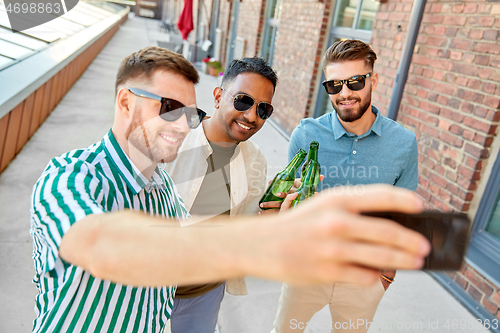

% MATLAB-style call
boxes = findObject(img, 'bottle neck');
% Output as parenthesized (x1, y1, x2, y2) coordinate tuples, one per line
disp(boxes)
(285, 150, 307, 175)
(302, 161, 318, 187)
(307, 143, 319, 162)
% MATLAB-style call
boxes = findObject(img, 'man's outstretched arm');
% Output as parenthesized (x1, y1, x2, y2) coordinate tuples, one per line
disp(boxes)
(59, 184, 431, 287)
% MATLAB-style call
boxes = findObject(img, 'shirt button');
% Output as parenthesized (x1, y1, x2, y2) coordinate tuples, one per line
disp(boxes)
(353, 150, 357, 154)
(355, 139, 358, 142)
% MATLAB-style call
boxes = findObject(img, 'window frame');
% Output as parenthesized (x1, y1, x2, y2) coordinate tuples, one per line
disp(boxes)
(466, 147, 500, 287)
(260, 0, 281, 66)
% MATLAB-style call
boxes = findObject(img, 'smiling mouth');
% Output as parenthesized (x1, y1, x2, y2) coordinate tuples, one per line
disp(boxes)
(160, 134, 180, 144)
(236, 121, 252, 130)
(339, 100, 357, 107)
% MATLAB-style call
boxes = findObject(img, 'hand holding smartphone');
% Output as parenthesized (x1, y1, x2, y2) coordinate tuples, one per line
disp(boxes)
(362, 211, 471, 271)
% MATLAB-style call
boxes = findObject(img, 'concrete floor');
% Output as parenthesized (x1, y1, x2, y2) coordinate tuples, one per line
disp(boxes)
(0, 14, 489, 333)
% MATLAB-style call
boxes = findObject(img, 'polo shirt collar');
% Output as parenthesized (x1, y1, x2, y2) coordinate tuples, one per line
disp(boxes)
(370, 105, 383, 136)
(103, 130, 164, 195)
(332, 105, 382, 140)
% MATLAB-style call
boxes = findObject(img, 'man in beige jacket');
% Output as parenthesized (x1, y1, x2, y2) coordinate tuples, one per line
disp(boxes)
(164, 57, 278, 332)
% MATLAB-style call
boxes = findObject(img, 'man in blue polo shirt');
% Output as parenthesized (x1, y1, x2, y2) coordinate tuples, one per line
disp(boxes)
(273, 39, 419, 333)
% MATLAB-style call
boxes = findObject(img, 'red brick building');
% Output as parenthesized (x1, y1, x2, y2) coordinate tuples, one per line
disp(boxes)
(165, 0, 500, 324)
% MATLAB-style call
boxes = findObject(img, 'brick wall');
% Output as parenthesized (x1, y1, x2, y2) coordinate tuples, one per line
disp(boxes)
(236, 0, 266, 58)
(271, 0, 332, 133)
(447, 268, 500, 320)
(372, 0, 500, 318)
(373, 0, 500, 213)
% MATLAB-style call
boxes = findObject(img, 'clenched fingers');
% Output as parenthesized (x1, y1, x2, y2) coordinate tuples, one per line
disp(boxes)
(320, 239, 425, 271)
(320, 211, 431, 257)
(280, 192, 298, 212)
(321, 184, 424, 215)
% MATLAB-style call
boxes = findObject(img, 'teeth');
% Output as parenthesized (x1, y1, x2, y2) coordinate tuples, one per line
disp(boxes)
(237, 122, 251, 130)
(160, 134, 178, 143)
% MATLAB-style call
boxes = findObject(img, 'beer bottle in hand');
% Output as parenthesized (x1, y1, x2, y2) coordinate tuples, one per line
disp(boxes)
(301, 141, 320, 192)
(259, 149, 307, 209)
(291, 160, 319, 208)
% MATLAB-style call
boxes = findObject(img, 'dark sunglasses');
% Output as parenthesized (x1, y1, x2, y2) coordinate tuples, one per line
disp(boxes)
(127, 88, 206, 129)
(322, 73, 372, 95)
(221, 88, 274, 120)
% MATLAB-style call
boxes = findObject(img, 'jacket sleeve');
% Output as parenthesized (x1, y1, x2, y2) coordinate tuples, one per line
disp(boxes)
(237, 143, 267, 215)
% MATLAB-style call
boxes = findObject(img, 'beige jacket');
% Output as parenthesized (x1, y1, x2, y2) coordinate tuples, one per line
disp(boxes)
(163, 124, 267, 295)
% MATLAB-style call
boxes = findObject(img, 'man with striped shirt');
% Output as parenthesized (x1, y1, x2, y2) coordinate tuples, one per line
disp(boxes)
(30, 46, 431, 333)
(30, 47, 198, 332)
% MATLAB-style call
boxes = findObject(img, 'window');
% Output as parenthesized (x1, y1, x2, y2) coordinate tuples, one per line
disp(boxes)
(0, 9, 65, 42)
(313, 0, 378, 118)
(467, 148, 500, 287)
(60, 9, 100, 26)
(485, 193, 500, 239)
(332, 0, 360, 28)
(0, 26, 47, 50)
(0, 53, 13, 67)
(0, 0, 125, 71)
(0, 38, 34, 58)
(357, 0, 378, 30)
(261, 0, 282, 66)
(332, 0, 379, 32)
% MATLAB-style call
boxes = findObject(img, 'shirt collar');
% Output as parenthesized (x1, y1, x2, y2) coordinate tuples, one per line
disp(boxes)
(331, 105, 382, 140)
(103, 130, 164, 195)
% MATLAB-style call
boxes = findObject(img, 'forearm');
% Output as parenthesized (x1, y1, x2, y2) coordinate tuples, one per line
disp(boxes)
(58, 185, 432, 288)
(59, 210, 251, 287)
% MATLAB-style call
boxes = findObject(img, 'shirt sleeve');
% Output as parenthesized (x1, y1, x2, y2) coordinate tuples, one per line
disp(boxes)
(30, 158, 105, 274)
(394, 136, 419, 191)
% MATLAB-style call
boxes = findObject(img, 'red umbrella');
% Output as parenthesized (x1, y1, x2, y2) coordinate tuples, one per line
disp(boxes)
(177, 0, 194, 40)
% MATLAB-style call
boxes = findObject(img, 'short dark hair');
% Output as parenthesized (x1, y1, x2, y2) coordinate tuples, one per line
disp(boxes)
(115, 46, 199, 96)
(322, 39, 377, 71)
(221, 57, 278, 90)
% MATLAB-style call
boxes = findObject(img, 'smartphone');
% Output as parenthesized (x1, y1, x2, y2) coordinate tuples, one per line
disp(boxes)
(362, 211, 471, 271)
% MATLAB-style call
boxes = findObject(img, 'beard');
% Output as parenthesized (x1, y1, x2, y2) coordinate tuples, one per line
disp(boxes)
(332, 94, 372, 123)
(125, 110, 183, 165)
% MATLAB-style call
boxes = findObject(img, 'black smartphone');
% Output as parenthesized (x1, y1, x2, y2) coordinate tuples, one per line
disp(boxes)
(362, 211, 471, 271)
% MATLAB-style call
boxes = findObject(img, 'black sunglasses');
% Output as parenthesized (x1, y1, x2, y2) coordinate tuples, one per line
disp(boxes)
(322, 73, 372, 95)
(221, 88, 274, 120)
(127, 88, 206, 129)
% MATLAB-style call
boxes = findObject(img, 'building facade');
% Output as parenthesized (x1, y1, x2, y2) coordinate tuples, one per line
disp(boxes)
(164, 0, 500, 325)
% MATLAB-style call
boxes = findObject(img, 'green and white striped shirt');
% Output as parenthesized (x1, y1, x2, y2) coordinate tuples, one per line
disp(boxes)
(30, 130, 188, 333)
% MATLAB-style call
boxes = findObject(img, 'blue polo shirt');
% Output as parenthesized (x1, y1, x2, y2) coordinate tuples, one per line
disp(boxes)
(288, 106, 418, 192)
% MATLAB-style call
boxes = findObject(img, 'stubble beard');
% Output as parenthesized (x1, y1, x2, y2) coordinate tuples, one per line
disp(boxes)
(126, 111, 180, 165)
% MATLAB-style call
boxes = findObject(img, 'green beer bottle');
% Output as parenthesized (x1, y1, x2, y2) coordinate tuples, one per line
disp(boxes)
(301, 141, 320, 192)
(291, 160, 319, 208)
(259, 149, 307, 210)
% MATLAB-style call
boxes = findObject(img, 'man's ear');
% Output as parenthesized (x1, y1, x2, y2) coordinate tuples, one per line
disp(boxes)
(213, 87, 223, 109)
(370, 72, 378, 92)
(116, 87, 132, 119)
